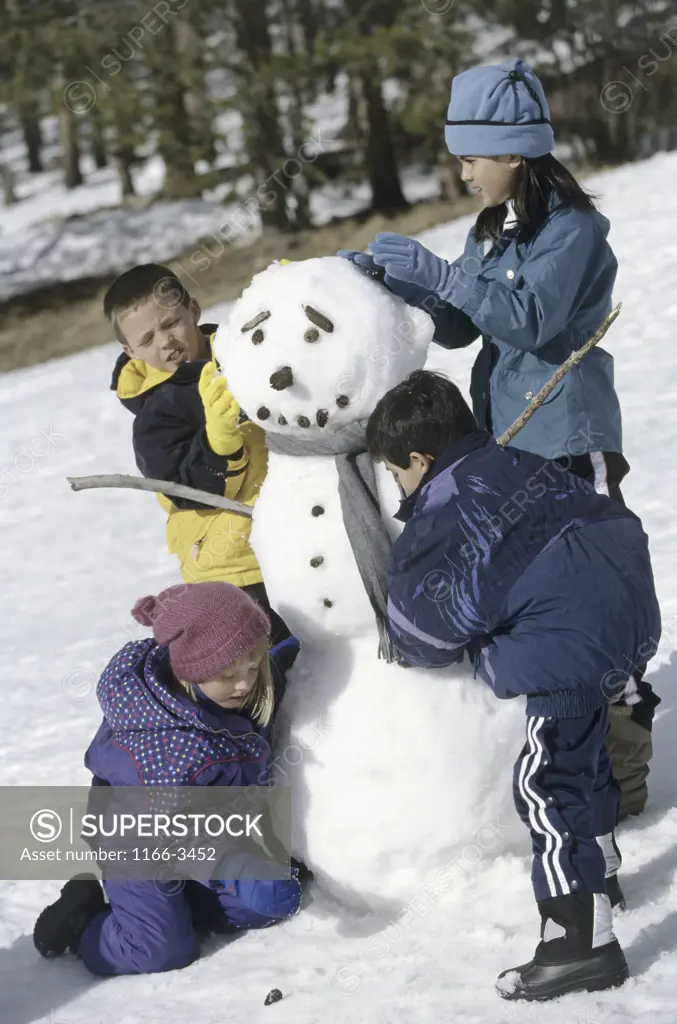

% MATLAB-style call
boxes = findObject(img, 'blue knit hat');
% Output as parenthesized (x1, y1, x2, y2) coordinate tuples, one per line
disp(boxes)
(445, 58, 554, 159)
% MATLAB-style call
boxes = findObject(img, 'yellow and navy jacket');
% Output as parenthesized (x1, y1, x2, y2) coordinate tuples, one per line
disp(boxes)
(111, 325, 267, 587)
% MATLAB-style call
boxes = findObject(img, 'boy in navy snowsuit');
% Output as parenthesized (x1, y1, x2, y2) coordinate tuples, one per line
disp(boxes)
(366, 370, 661, 1003)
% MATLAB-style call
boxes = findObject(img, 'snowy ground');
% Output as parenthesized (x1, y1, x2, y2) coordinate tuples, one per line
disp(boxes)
(1, 152, 677, 1023)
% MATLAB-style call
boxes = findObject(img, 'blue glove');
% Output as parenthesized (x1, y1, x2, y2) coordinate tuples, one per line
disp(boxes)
(269, 634, 301, 674)
(337, 248, 379, 272)
(214, 855, 302, 922)
(368, 232, 455, 297)
(338, 246, 437, 308)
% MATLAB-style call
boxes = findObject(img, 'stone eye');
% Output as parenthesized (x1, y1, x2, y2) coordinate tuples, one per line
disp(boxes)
(257, 406, 270, 420)
(304, 328, 319, 343)
(252, 329, 264, 345)
(336, 394, 350, 408)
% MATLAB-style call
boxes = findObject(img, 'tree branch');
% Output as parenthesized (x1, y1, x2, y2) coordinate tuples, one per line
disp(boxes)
(66, 474, 253, 517)
(496, 303, 621, 447)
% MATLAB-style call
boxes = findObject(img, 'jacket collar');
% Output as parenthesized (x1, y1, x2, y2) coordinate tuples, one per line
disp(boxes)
(394, 429, 493, 523)
(111, 323, 218, 409)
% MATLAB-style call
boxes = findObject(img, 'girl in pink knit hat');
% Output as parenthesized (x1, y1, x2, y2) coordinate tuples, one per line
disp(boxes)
(33, 581, 308, 976)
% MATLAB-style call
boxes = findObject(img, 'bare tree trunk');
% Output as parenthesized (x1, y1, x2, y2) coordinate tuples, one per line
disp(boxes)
(438, 150, 466, 201)
(297, 0, 318, 51)
(173, 18, 218, 166)
(359, 74, 408, 213)
(19, 109, 44, 173)
(280, 0, 315, 230)
(1, 164, 17, 205)
(232, 0, 294, 232)
(54, 64, 84, 189)
(89, 112, 108, 169)
(59, 106, 83, 189)
(114, 152, 136, 197)
(151, 23, 202, 199)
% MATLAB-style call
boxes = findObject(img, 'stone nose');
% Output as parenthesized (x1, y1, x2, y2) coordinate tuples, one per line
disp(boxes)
(270, 366, 294, 391)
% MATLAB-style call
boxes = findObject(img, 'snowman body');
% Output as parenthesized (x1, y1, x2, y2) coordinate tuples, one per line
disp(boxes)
(214, 258, 527, 906)
(249, 452, 403, 639)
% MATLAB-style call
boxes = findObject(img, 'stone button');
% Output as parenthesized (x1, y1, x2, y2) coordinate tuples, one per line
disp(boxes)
(310, 556, 324, 567)
(323, 598, 333, 608)
(311, 505, 324, 517)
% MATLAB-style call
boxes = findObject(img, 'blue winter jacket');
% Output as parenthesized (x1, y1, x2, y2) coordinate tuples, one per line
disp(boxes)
(427, 203, 622, 458)
(387, 431, 660, 718)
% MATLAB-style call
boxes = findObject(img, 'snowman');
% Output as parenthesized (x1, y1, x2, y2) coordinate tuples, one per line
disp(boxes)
(213, 257, 527, 908)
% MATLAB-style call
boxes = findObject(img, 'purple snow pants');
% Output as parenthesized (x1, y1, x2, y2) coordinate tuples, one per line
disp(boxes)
(78, 875, 302, 976)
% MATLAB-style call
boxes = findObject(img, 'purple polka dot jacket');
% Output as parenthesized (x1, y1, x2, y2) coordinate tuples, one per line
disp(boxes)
(84, 636, 298, 787)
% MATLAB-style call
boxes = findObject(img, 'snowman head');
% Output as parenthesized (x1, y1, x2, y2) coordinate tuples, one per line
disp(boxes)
(212, 257, 434, 437)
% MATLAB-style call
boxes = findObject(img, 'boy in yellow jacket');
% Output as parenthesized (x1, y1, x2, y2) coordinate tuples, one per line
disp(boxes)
(105, 263, 288, 642)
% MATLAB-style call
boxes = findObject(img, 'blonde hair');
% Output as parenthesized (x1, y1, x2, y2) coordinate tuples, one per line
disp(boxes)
(177, 641, 275, 728)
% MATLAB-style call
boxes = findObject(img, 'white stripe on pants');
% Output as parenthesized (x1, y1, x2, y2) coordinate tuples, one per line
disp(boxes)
(589, 451, 610, 497)
(517, 717, 572, 898)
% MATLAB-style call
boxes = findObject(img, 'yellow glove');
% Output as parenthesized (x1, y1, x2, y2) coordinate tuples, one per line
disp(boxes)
(198, 361, 243, 457)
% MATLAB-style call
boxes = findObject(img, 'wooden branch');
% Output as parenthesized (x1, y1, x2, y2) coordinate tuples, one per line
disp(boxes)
(67, 474, 253, 518)
(496, 303, 622, 447)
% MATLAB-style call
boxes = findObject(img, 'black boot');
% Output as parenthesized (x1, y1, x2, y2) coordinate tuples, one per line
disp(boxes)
(496, 892, 629, 1001)
(33, 873, 107, 958)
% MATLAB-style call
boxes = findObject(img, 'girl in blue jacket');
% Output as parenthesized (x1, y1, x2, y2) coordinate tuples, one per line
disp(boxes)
(339, 57, 658, 820)
(33, 582, 306, 976)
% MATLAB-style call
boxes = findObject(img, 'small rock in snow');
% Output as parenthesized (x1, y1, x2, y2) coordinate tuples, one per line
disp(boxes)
(264, 988, 283, 1006)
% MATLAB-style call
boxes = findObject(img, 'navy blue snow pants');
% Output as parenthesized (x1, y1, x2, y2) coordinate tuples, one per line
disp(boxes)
(513, 706, 620, 902)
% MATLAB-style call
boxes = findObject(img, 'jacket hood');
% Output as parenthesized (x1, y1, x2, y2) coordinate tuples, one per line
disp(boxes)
(97, 638, 257, 740)
(112, 324, 218, 414)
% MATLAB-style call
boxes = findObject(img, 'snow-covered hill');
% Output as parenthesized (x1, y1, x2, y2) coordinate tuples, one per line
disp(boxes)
(1, 152, 677, 1024)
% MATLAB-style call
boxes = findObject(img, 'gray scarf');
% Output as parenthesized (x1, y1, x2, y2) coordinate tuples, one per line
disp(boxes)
(266, 422, 396, 663)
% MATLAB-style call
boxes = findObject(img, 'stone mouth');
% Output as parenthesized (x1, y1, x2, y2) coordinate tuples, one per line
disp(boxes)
(256, 405, 332, 429)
